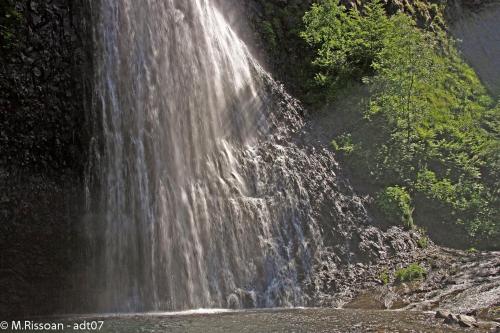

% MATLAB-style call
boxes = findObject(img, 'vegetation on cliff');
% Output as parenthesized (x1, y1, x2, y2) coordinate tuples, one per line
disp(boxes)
(249, 0, 318, 100)
(0, 1, 22, 54)
(395, 263, 427, 283)
(301, 0, 499, 249)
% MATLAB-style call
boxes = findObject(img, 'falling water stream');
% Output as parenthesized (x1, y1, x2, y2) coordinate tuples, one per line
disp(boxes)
(84, 0, 322, 312)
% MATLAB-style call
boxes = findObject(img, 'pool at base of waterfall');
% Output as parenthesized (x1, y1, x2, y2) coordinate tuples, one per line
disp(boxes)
(45, 308, 479, 332)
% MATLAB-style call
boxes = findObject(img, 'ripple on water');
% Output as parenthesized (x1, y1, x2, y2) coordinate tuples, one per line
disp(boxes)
(54, 308, 477, 333)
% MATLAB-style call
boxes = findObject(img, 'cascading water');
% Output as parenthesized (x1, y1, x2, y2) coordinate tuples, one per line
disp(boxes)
(84, 0, 324, 312)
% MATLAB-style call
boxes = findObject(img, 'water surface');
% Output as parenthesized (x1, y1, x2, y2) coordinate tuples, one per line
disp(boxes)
(54, 308, 474, 332)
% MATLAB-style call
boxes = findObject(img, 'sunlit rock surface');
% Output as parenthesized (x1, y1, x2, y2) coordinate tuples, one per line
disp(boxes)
(448, 0, 500, 95)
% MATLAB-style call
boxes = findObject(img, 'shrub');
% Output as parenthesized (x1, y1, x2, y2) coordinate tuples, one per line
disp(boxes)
(395, 263, 426, 282)
(260, 21, 277, 52)
(331, 134, 355, 155)
(417, 236, 429, 249)
(379, 270, 389, 285)
(466, 247, 479, 254)
(376, 186, 414, 229)
(416, 227, 429, 248)
(301, 0, 391, 92)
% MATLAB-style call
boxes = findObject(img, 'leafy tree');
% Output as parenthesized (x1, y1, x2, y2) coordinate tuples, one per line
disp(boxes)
(301, 0, 350, 88)
(302, 0, 500, 248)
(376, 186, 414, 229)
(301, 0, 391, 93)
(368, 14, 435, 150)
(348, 0, 392, 77)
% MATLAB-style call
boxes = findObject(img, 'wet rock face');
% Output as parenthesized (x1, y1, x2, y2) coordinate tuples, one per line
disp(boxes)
(0, 0, 87, 318)
(308, 227, 424, 307)
(258, 80, 427, 308)
(404, 250, 500, 314)
(0, 172, 82, 318)
(0, 0, 87, 171)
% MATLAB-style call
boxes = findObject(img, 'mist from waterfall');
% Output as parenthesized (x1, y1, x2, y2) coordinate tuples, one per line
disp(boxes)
(84, 0, 322, 312)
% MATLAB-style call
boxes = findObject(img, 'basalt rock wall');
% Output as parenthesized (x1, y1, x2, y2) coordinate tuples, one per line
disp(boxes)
(0, 0, 89, 318)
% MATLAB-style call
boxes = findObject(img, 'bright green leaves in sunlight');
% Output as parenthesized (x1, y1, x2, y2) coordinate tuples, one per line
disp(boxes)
(376, 186, 414, 229)
(301, 0, 391, 89)
(368, 14, 435, 150)
(302, 0, 500, 248)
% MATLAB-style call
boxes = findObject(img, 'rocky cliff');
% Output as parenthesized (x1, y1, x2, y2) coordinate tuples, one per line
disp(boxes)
(0, 0, 88, 317)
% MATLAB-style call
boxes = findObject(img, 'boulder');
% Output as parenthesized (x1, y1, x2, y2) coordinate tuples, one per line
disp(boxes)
(444, 313, 460, 325)
(435, 310, 451, 319)
(444, 313, 478, 328)
(457, 314, 477, 328)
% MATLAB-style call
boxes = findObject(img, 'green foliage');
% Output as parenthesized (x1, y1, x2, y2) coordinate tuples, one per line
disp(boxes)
(369, 31, 499, 244)
(0, 1, 22, 54)
(379, 270, 389, 285)
(417, 236, 429, 249)
(416, 227, 429, 248)
(376, 186, 414, 229)
(395, 263, 427, 283)
(331, 134, 355, 155)
(253, 0, 319, 102)
(368, 15, 435, 148)
(260, 21, 278, 52)
(302, 0, 391, 95)
(302, 0, 500, 248)
(466, 247, 479, 254)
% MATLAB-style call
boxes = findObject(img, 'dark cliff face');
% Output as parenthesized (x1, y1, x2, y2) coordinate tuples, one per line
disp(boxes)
(0, 0, 88, 317)
(0, 0, 88, 172)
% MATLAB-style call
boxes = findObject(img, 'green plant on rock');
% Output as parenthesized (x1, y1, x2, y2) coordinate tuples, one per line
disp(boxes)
(331, 133, 355, 155)
(416, 227, 429, 248)
(376, 186, 414, 229)
(379, 270, 389, 285)
(417, 236, 429, 249)
(395, 263, 426, 283)
(260, 20, 278, 53)
(368, 14, 435, 150)
(466, 247, 479, 254)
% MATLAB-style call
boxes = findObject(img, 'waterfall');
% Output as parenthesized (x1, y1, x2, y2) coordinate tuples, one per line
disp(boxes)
(84, 0, 322, 312)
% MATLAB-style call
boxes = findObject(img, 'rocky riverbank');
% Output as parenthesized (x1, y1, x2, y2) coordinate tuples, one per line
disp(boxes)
(342, 247, 500, 331)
